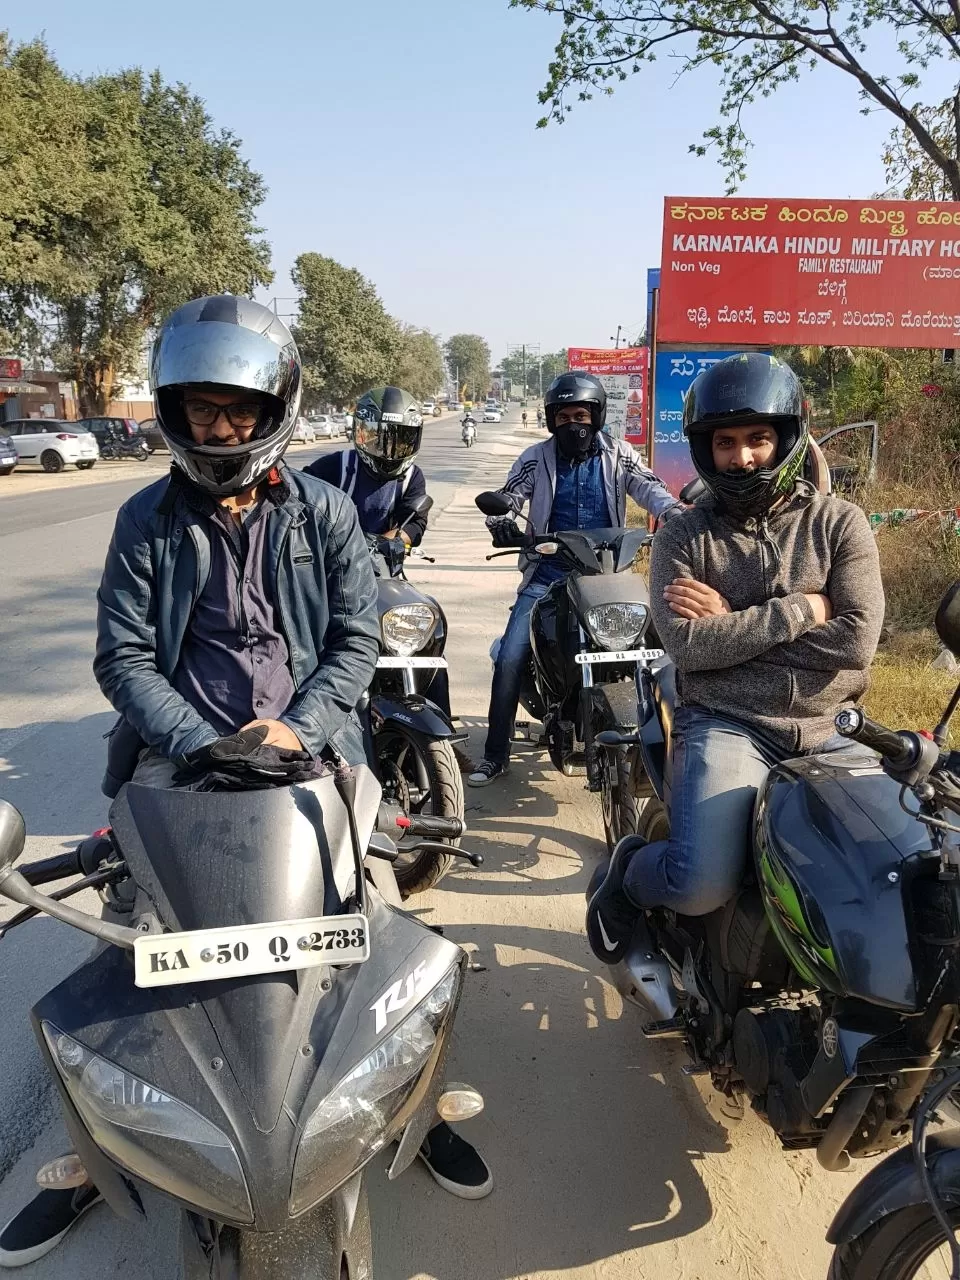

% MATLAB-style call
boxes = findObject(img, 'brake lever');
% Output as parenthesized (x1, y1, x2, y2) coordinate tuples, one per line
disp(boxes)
(486, 549, 522, 561)
(406, 839, 483, 868)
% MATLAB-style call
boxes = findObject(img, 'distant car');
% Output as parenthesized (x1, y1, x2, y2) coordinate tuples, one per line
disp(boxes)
(330, 413, 349, 436)
(292, 417, 317, 444)
(0, 429, 17, 475)
(310, 415, 340, 440)
(137, 417, 168, 453)
(1, 419, 99, 472)
(483, 407, 502, 423)
(449, 401, 463, 413)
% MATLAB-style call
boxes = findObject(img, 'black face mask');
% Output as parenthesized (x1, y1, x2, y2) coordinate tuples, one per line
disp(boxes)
(555, 422, 594, 462)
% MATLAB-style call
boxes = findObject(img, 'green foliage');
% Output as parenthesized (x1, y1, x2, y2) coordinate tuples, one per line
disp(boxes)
(512, 0, 960, 198)
(500, 347, 568, 395)
(392, 325, 446, 401)
(444, 333, 491, 400)
(292, 253, 401, 408)
(881, 98, 959, 199)
(0, 34, 272, 414)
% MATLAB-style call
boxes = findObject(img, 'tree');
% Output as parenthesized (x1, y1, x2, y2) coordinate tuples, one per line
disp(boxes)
(0, 36, 273, 415)
(392, 325, 446, 400)
(513, 0, 960, 198)
(292, 253, 401, 407)
(444, 333, 491, 401)
(500, 347, 569, 395)
(881, 98, 959, 199)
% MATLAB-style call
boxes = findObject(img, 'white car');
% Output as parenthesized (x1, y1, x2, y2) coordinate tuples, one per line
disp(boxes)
(2, 419, 99, 472)
(291, 418, 316, 444)
(420, 401, 436, 417)
(483, 406, 502, 423)
(311, 415, 339, 439)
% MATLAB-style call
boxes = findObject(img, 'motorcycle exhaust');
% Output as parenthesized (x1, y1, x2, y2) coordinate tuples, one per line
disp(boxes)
(611, 919, 679, 1023)
(816, 1084, 875, 1172)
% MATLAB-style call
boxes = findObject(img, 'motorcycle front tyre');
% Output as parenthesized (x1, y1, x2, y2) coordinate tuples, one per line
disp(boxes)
(829, 1203, 960, 1280)
(179, 1175, 372, 1279)
(376, 725, 464, 897)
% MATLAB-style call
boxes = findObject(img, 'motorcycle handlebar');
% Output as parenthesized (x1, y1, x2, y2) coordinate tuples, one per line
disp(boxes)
(18, 850, 82, 886)
(396, 813, 465, 840)
(834, 708, 921, 772)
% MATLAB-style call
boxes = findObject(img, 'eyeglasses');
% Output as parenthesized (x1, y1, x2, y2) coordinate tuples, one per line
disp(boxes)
(183, 399, 263, 429)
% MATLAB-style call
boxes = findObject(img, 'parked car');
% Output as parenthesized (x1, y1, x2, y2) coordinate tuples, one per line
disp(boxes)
(483, 406, 502, 423)
(449, 401, 463, 413)
(330, 413, 349, 436)
(1, 419, 99, 472)
(291, 417, 317, 444)
(421, 400, 436, 417)
(310, 415, 339, 440)
(75, 417, 150, 461)
(137, 417, 168, 453)
(0, 430, 17, 475)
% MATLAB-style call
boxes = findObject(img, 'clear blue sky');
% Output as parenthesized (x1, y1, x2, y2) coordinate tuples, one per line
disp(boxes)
(7, 1, 928, 363)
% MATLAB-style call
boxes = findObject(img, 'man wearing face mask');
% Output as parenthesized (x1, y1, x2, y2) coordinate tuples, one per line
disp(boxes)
(467, 371, 679, 787)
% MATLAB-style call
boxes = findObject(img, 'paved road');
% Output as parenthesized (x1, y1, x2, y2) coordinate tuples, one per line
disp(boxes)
(0, 410, 862, 1279)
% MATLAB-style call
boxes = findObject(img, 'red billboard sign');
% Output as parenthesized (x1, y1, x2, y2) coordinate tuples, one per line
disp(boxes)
(659, 197, 960, 349)
(0, 358, 23, 380)
(567, 347, 647, 446)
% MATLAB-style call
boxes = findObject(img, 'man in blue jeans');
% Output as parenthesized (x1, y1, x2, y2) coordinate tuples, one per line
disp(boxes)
(468, 371, 679, 787)
(586, 353, 885, 960)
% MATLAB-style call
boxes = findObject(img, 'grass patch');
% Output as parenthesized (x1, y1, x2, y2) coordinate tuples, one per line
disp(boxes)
(864, 631, 959, 743)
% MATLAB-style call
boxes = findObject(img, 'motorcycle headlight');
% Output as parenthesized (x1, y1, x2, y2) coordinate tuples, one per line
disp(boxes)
(381, 604, 438, 657)
(41, 1022, 252, 1223)
(585, 603, 649, 651)
(290, 963, 460, 1215)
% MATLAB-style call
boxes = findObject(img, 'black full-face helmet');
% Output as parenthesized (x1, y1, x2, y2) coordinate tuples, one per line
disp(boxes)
(544, 372, 607, 434)
(353, 386, 423, 479)
(151, 295, 302, 497)
(683, 352, 808, 519)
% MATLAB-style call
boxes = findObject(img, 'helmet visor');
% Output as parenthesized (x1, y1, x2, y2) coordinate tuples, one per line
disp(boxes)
(355, 419, 421, 463)
(151, 320, 300, 404)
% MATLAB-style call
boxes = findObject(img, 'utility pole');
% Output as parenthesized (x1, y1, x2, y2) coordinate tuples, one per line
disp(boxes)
(508, 342, 540, 404)
(610, 325, 623, 350)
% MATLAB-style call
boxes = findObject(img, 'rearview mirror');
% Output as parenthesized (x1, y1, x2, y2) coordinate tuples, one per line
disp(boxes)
(679, 477, 705, 504)
(935, 581, 960, 657)
(407, 494, 434, 517)
(475, 491, 513, 517)
(0, 801, 26, 871)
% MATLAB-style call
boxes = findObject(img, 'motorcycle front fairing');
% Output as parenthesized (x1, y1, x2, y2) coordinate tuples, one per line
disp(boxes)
(31, 771, 464, 1232)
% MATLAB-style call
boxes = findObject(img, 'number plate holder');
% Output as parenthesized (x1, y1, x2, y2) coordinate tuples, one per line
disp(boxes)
(133, 914, 370, 989)
(575, 649, 665, 665)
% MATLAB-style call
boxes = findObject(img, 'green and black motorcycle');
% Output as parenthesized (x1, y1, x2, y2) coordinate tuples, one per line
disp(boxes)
(596, 581, 960, 1279)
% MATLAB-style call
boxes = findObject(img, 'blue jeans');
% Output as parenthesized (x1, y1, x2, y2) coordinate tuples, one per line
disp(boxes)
(483, 583, 551, 765)
(624, 706, 857, 916)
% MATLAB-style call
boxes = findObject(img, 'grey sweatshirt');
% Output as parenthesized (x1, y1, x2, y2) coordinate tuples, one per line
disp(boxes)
(649, 484, 885, 751)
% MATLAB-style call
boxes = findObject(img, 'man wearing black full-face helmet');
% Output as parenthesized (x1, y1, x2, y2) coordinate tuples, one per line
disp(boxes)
(468, 371, 679, 787)
(586, 353, 885, 966)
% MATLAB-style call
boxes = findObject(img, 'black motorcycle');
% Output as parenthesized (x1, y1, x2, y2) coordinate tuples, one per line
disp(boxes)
(0, 766, 483, 1279)
(592, 575, 960, 1279)
(365, 498, 468, 897)
(97, 426, 150, 461)
(475, 490, 663, 852)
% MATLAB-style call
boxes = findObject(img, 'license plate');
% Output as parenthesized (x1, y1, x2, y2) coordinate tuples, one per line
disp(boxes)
(575, 649, 665, 665)
(0, 456, 15, 465)
(376, 656, 447, 669)
(133, 914, 369, 989)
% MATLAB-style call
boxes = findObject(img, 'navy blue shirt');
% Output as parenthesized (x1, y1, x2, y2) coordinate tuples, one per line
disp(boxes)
(532, 449, 611, 586)
(172, 493, 295, 737)
(304, 451, 428, 547)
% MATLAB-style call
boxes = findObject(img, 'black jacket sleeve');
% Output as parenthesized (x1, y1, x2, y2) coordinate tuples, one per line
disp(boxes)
(302, 452, 343, 485)
(393, 465, 428, 547)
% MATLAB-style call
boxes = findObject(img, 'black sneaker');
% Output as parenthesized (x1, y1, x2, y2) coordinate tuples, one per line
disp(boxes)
(466, 759, 508, 788)
(585, 836, 646, 965)
(0, 1184, 103, 1268)
(418, 1122, 493, 1199)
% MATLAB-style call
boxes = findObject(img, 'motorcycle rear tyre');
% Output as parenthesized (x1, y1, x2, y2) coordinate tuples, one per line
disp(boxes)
(829, 1204, 960, 1279)
(376, 726, 463, 897)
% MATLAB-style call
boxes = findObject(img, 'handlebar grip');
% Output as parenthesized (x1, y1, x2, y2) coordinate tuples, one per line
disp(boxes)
(398, 813, 465, 840)
(18, 850, 82, 887)
(834, 708, 919, 770)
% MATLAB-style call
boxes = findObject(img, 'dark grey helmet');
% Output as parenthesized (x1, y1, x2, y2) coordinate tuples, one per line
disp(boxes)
(544, 372, 607, 434)
(353, 386, 423, 479)
(150, 295, 302, 496)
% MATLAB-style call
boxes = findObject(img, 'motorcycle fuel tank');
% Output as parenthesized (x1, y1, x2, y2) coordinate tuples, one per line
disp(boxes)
(755, 749, 933, 1011)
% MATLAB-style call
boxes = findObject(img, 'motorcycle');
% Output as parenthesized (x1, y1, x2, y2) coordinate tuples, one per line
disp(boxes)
(99, 430, 150, 462)
(592, 571, 960, 1278)
(475, 490, 663, 853)
(0, 765, 483, 1279)
(366, 496, 469, 897)
(461, 422, 476, 448)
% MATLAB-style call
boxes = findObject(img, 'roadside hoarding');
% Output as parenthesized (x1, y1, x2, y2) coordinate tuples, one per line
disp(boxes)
(567, 347, 647, 446)
(659, 196, 960, 349)
(651, 351, 740, 497)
